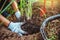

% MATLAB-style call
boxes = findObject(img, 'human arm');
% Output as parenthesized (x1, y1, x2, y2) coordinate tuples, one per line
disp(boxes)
(0, 14, 27, 36)
(11, 1, 21, 19)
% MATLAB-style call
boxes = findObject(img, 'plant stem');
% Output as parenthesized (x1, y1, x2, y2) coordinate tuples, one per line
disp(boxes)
(27, 0, 32, 19)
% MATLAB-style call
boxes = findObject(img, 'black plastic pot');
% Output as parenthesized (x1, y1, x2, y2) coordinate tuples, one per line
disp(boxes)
(40, 14, 60, 40)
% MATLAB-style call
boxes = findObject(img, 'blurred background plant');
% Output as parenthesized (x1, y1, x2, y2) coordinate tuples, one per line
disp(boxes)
(0, 0, 15, 25)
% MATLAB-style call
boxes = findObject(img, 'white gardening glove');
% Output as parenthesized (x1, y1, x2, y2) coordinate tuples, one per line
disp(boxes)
(8, 22, 27, 36)
(15, 11, 21, 20)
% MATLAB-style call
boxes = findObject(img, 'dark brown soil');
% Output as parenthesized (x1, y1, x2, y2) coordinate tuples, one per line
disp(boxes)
(0, 26, 44, 40)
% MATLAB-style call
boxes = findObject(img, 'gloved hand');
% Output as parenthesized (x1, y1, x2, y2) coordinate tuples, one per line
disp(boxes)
(8, 22, 27, 36)
(15, 11, 21, 20)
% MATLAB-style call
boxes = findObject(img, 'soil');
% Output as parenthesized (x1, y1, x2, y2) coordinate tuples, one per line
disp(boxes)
(0, 26, 43, 40)
(0, 2, 60, 40)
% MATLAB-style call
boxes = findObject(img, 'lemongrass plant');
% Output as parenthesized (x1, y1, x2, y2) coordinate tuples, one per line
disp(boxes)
(19, 0, 27, 16)
(26, 0, 32, 19)
(26, 0, 39, 19)
(19, 0, 32, 20)
(19, 0, 39, 19)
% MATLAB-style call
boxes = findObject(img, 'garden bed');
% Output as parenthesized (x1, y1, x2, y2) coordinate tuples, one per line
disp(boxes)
(0, 2, 60, 40)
